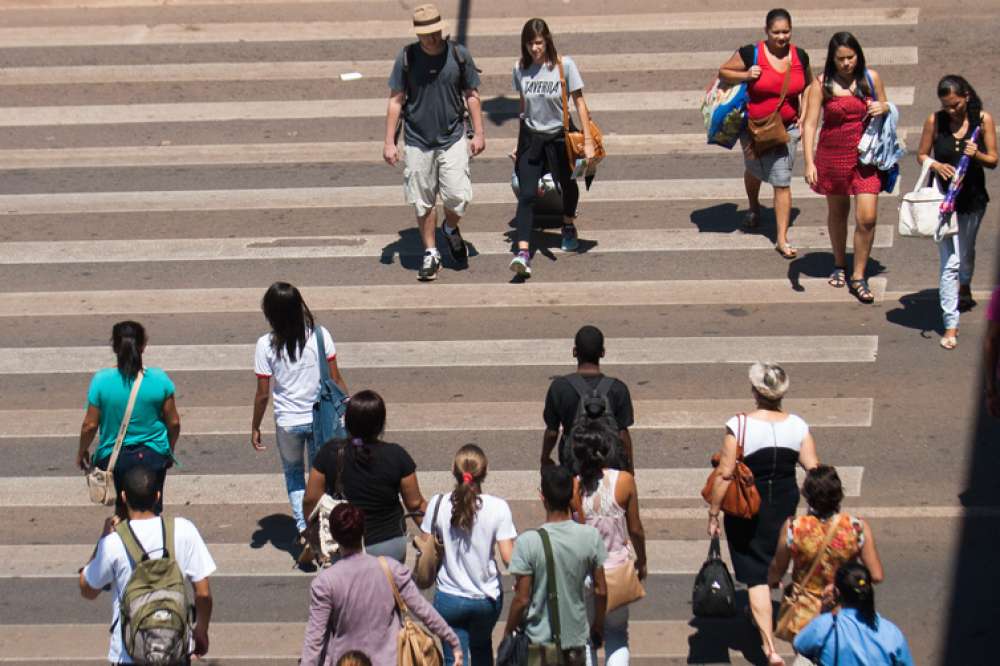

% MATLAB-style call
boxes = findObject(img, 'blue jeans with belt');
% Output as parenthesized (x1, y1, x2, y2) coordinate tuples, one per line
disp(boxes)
(433, 590, 503, 665)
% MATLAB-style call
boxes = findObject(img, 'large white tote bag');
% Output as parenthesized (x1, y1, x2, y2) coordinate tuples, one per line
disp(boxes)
(898, 159, 954, 239)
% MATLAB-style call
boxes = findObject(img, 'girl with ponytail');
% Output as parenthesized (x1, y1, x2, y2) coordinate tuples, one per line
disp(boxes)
(419, 444, 516, 666)
(77, 321, 181, 516)
(571, 422, 647, 665)
(793, 562, 914, 665)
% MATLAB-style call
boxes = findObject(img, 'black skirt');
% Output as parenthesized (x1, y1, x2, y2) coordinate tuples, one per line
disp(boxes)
(724, 474, 800, 586)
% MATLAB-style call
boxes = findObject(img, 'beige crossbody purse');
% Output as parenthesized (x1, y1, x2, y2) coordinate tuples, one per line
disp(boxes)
(86, 370, 144, 506)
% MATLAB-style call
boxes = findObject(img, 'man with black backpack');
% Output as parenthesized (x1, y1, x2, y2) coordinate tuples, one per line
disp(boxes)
(541, 325, 635, 472)
(383, 4, 485, 281)
(80, 466, 215, 665)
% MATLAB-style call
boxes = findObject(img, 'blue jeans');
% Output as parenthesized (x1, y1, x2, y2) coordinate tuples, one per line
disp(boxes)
(938, 207, 985, 329)
(433, 590, 503, 666)
(274, 422, 320, 532)
(96, 446, 170, 517)
(585, 585, 630, 666)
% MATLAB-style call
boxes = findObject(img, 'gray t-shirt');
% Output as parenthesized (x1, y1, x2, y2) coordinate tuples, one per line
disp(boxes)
(389, 42, 481, 151)
(513, 56, 584, 135)
(508, 520, 607, 649)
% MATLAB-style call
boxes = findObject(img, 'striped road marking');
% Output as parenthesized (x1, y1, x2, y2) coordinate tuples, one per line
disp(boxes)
(0, 128, 922, 169)
(0, 48, 919, 86)
(0, 10, 921, 48)
(0, 468, 865, 506)
(0, 279, 890, 316)
(0, 336, 879, 374)
(0, 399, 875, 438)
(0, 226, 894, 262)
(0, 0, 375, 6)
(0, 539, 731, 578)
(0, 88, 916, 126)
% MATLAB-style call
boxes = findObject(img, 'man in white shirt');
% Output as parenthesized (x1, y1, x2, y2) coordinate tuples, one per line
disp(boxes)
(79, 466, 216, 664)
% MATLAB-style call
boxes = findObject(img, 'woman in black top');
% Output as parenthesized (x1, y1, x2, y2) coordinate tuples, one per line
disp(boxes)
(303, 390, 427, 562)
(917, 75, 998, 350)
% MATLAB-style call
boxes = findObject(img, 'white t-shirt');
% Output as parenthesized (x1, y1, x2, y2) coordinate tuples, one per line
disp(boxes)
(83, 516, 217, 664)
(725, 413, 810, 456)
(513, 56, 584, 134)
(421, 492, 517, 600)
(254, 326, 336, 428)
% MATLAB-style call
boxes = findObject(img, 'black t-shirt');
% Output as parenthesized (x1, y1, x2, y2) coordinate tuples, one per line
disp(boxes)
(312, 440, 417, 546)
(738, 43, 810, 72)
(543, 373, 635, 457)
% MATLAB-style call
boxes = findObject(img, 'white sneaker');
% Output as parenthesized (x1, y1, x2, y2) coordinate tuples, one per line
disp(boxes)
(509, 252, 532, 278)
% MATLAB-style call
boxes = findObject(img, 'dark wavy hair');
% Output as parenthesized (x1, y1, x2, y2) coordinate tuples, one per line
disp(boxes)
(450, 444, 487, 532)
(836, 561, 878, 628)
(261, 282, 314, 363)
(822, 32, 871, 100)
(345, 390, 386, 468)
(937, 75, 984, 130)
(111, 320, 146, 380)
(329, 502, 364, 549)
(802, 465, 844, 518)
(573, 422, 613, 494)
(519, 18, 558, 70)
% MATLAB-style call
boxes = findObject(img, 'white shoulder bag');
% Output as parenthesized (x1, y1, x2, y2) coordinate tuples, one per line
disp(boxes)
(898, 159, 956, 240)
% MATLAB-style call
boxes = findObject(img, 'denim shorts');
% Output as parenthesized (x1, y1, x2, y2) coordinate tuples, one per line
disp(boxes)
(742, 125, 800, 187)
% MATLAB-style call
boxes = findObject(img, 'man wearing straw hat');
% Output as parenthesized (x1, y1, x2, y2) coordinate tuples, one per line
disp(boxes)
(384, 4, 485, 281)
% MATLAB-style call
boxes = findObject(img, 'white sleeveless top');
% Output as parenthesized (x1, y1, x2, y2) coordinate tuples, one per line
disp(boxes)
(725, 413, 809, 456)
(580, 469, 630, 569)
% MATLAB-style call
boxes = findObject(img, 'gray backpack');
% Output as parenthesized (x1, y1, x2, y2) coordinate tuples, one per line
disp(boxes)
(114, 518, 194, 666)
(560, 374, 626, 473)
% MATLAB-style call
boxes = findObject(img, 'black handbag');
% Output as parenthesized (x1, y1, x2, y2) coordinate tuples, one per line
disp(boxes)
(496, 629, 529, 666)
(692, 536, 737, 617)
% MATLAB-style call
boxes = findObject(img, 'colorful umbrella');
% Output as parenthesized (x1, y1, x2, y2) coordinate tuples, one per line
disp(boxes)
(940, 126, 982, 215)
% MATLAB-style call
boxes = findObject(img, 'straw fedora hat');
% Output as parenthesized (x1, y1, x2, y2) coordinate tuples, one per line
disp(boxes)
(412, 4, 447, 35)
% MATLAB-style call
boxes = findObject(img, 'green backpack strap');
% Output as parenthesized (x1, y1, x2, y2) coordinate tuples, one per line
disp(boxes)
(114, 517, 174, 563)
(162, 516, 175, 560)
(537, 528, 562, 652)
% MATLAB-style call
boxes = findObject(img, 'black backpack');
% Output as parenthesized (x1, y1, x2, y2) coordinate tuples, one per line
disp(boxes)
(560, 374, 626, 473)
(692, 536, 737, 618)
(395, 40, 478, 143)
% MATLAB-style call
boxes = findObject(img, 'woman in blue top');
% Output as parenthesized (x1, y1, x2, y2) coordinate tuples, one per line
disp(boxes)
(794, 562, 914, 666)
(77, 321, 180, 517)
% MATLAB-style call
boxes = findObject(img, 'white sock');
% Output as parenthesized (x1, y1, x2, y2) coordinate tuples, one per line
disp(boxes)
(425, 248, 440, 258)
(442, 222, 457, 235)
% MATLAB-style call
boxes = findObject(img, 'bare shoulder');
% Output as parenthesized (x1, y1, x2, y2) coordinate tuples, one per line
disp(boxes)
(981, 110, 995, 126)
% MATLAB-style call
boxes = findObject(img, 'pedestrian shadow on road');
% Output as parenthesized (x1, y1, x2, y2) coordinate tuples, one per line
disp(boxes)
(480, 95, 520, 126)
(249, 513, 300, 559)
(786, 252, 887, 292)
(689, 202, 801, 243)
(379, 227, 479, 271)
(884, 288, 944, 335)
(686, 594, 774, 664)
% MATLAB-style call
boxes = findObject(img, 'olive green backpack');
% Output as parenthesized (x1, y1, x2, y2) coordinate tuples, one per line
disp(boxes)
(114, 518, 194, 665)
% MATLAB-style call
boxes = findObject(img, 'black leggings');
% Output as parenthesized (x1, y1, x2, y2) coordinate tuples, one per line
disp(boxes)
(514, 129, 579, 246)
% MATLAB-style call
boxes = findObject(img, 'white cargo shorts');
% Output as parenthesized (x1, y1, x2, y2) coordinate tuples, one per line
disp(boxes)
(403, 136, 472, 217)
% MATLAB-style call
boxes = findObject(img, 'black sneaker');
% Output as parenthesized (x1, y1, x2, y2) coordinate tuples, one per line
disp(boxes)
(443, 226, 468, 264)
(418, 253, 441, 281)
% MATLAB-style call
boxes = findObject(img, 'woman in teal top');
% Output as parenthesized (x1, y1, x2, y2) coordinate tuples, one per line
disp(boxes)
(77, 321, 181, 516)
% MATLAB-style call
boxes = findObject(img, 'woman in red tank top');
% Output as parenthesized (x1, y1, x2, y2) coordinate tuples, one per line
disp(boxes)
(802, 32, 890, 304)
(719, 9, 812, 261)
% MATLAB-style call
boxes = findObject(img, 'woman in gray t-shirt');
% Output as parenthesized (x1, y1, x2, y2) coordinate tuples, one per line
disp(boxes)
(509, 18, 596, 278)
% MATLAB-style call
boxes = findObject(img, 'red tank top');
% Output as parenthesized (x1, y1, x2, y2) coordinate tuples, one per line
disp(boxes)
(746, 42, 807, 125)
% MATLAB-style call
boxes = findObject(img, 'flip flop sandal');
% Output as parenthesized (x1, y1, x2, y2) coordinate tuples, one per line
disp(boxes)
(940, 336, 958, 350)
(775, 244, 797, 259)
(828, 266, 847, 288)
(848, 278, 875, 304)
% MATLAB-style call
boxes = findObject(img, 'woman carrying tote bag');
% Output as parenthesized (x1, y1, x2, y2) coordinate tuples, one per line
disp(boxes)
(916, 75, 997, 350)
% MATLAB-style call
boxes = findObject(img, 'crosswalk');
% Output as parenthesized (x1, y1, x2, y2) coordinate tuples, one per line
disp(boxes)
(0, 2, 933, 664)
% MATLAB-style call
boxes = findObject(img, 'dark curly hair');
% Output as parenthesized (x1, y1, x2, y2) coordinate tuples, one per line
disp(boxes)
(802, 465, 844, 518)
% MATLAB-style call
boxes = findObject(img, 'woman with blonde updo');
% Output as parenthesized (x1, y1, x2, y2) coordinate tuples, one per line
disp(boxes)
(706, 362, 819, 665)
(421, 444, 518, 665)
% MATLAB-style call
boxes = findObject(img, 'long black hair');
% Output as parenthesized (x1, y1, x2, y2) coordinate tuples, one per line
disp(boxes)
(519, 18, 558, 70)
(261, 282, 314, 363)
(835, 561, 878, 628)
(822, 32, 871, 100)
(344, 390, 386, 468)
(111, 320, 146, 380)
(937, 75, 984, 130)
(572, 422, 612, 494)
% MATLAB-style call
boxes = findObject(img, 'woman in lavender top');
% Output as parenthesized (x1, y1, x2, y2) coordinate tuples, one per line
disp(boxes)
(300, 503, 462, 665)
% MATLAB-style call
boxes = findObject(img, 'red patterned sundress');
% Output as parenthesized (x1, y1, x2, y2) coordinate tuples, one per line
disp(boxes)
(812, 94, 881, 196)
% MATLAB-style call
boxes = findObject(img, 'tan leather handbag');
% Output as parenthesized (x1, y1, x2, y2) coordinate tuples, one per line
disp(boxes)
(86, 370, 144, 505)
(557, 58, 606, 167)
(605, 558, 645, 612)
(746, 53, 792, 155)
(701, 413, 761, 519)
(775, 515, 841, 641)
(411, 494, 445, 589)
(379, 556, 443, 666)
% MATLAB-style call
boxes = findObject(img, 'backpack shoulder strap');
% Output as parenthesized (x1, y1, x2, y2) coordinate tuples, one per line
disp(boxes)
(115, 520, 149, 564)
(594, 376, 615, 399)
(162, 517, 175, 561)
(565, 373, 592, 400)
(536, 528, 561, 650)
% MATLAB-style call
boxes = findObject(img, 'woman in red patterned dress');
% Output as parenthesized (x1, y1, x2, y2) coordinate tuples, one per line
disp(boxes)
(802, 32, 890, 303)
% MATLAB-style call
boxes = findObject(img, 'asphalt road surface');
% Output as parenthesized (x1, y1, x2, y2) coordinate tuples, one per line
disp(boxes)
(0, 0, 998, 664)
